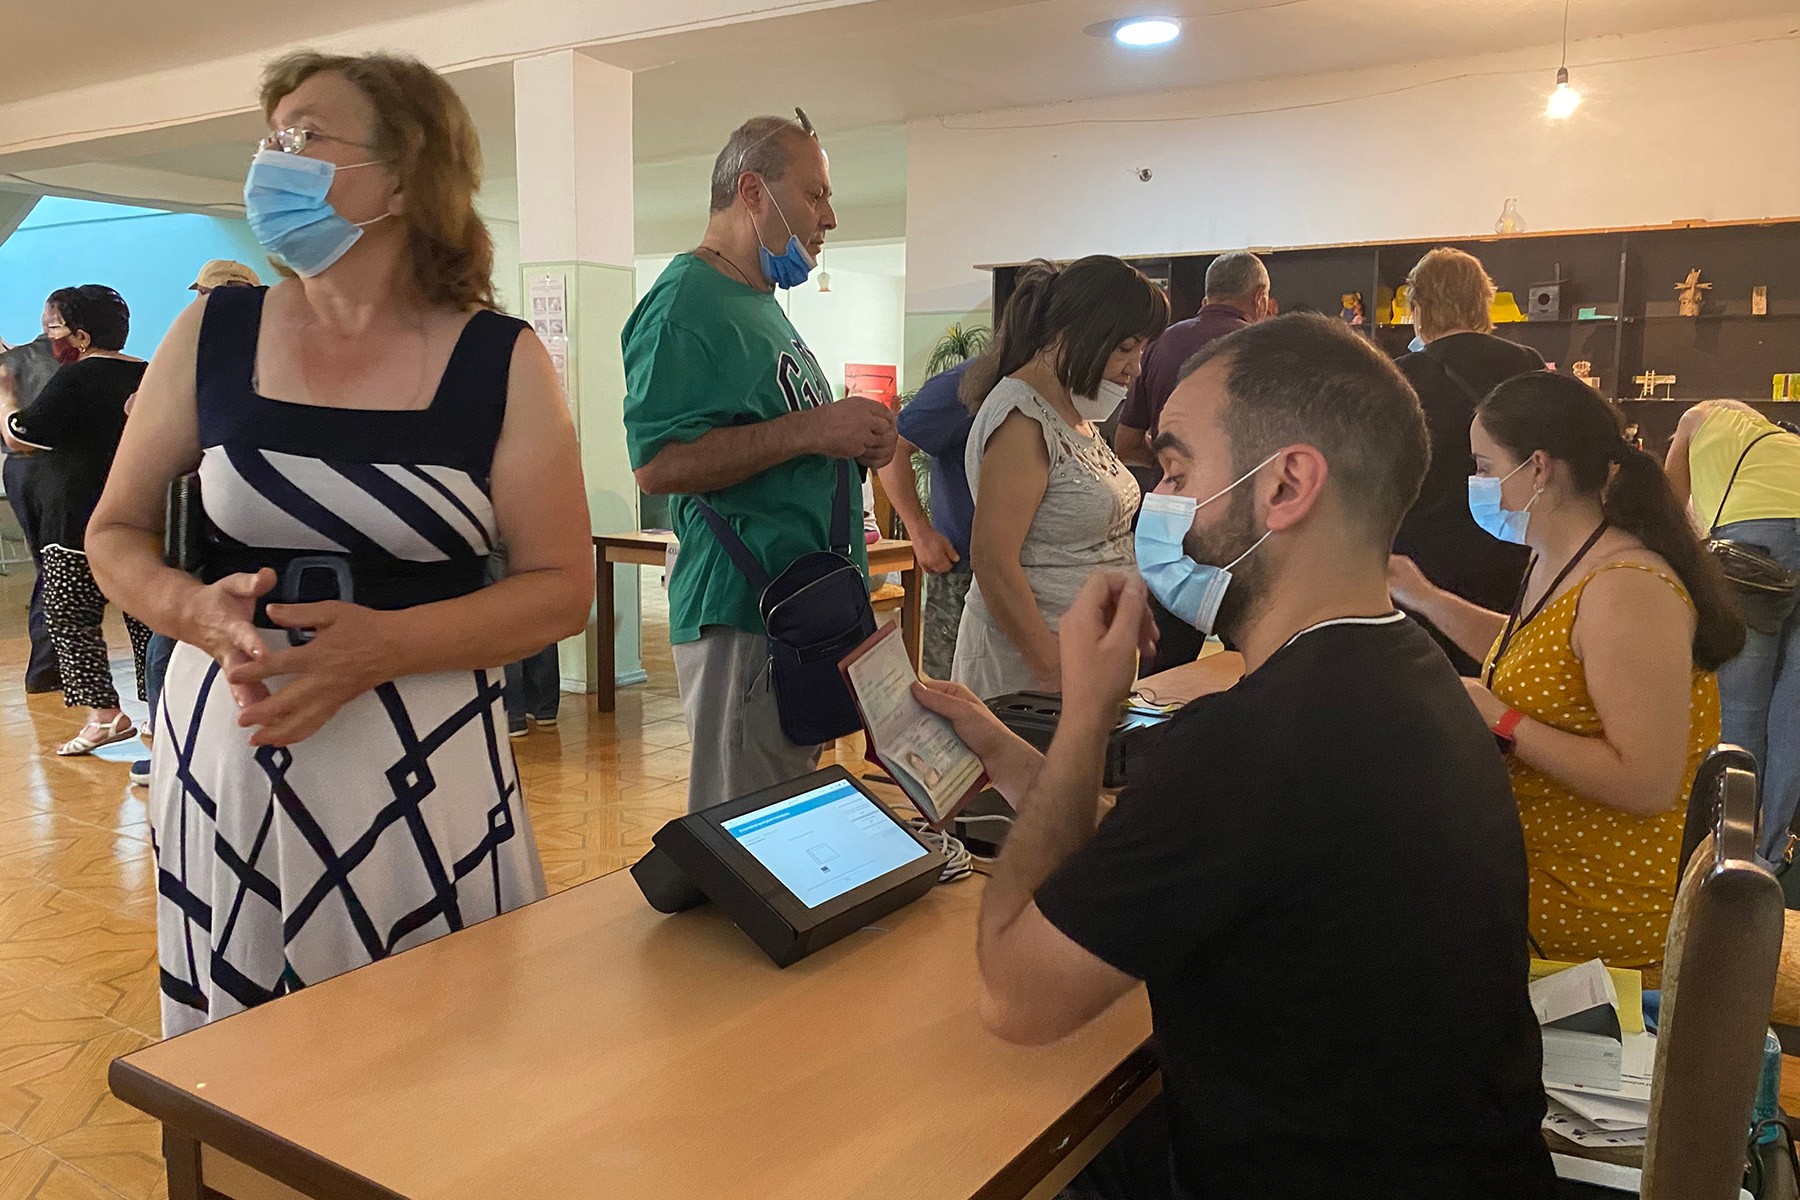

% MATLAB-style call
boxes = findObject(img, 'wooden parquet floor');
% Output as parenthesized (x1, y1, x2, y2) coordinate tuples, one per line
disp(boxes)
(0, 566, 875, 1199)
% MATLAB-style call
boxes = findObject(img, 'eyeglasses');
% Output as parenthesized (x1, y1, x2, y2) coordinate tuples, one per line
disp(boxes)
(257, 127, 377, 157)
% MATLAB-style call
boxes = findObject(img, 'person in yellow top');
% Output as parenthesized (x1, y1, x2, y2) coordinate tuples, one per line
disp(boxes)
(1666, 400, 1800, 861)
(1392, 374, 1745, 976)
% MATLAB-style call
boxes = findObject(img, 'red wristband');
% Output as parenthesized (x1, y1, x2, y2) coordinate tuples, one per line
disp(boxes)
(1492, 708, 1524, 754)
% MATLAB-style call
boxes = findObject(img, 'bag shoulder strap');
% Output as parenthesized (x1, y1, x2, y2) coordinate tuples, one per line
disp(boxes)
(1709, 429, 1783, 536)
(1421, 346, 1486, 407)
(692, 499, 772, 590)
(828, 457, 853, 554)
(692, 458, 855, 591)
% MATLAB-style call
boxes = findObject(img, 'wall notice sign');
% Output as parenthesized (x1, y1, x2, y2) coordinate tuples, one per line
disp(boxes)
(845, 363, 898, 407)
(529, 274, 571, 400)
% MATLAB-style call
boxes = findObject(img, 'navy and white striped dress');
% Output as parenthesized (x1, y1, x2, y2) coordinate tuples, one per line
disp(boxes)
(151, 287, 547, 1037)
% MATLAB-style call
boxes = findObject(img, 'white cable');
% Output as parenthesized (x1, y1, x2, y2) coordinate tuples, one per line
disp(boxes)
(905, 816, 975, 884)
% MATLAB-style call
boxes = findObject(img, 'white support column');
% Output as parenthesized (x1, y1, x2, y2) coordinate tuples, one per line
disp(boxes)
(512, 51, 640, 695)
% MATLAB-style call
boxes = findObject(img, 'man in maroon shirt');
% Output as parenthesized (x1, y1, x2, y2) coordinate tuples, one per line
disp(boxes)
(1114, 251, 1271, 468)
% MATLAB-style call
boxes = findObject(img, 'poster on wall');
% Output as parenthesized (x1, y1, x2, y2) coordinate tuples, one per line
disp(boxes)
(529, 273, 571, 404)
(846, 363, 898, 408)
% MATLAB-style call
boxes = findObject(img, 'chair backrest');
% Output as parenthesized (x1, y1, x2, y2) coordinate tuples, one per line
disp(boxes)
(1678, 745, 1759, 878)
(1643, 749, 1785, 1200)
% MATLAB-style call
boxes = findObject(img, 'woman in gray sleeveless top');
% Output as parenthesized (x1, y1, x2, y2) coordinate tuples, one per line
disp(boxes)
(951, 258, 1168, 699)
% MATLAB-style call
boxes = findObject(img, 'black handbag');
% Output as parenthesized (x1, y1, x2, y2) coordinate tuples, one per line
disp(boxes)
(694, 459, 876, 747)
(164, 471, 210, 571)
(1706, 429, 1800, 635)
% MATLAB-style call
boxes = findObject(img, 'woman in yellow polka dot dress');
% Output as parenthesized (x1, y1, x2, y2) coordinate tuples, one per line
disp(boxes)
(1392, 374, 1745, 978)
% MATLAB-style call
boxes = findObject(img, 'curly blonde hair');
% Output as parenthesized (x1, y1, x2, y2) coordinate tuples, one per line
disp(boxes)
(1406, 247, 1494, 340)
(260, 51, 495, 310)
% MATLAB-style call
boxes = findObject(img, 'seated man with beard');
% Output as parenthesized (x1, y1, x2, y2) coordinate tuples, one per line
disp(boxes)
(915, 315, 1552, 1200)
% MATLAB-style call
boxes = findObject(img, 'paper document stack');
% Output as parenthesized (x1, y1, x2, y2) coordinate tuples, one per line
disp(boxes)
(1532, 959, 1653, 1148)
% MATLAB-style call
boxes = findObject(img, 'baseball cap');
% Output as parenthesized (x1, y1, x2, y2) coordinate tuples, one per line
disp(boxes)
(189, 260, 262, 291)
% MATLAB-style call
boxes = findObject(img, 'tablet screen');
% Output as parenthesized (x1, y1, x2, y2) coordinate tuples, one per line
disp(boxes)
(721, 778, 929, 908)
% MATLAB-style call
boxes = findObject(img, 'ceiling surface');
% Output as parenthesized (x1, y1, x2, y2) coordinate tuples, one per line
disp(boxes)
(4, 0, 1797, 248)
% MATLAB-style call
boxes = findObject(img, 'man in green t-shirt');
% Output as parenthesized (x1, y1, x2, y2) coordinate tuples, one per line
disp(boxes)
(623, 111, 896, 813)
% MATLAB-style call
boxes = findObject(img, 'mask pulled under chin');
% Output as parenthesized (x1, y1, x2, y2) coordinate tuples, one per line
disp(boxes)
(1073, 379, 1128, 423)
(750, 179, 817, 289)
(758, 235, 816, 290)
(49, 336, 80, 365)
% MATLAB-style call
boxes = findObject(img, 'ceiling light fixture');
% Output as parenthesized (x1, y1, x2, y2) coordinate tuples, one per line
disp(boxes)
(1547, 0, 1580, 119)
(1107, 17, 1182, 48)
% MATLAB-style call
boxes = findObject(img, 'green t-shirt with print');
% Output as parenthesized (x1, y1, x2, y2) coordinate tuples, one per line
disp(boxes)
(622, 253, 868, 646)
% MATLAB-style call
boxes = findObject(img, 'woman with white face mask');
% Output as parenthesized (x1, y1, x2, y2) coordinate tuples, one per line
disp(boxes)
(950, 256, 1168, 698)
(1390, 373, 1742, 978)
(85, 51, 592, 1035)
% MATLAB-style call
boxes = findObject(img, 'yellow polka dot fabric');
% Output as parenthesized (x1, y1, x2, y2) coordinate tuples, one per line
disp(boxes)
(1485, 562, 1720, 980)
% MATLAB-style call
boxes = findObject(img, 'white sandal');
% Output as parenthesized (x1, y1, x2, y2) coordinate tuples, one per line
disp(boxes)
(57, 713, 137, 757)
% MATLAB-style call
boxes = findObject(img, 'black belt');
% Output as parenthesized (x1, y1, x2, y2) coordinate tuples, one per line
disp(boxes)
(202, 549, 486, 641)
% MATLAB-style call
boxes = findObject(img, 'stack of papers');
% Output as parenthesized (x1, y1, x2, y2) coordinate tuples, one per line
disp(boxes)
(1531, 960, 1653, 1147)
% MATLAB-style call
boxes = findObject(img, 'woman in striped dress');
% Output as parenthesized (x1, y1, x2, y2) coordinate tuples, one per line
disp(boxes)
(86, 51, 593, 1035)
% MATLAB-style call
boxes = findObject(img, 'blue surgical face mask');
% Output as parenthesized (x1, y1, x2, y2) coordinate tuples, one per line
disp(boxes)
(244, 149, 389, 278)
(1467, 459, 1539, 544)
(749, 177, 817, 289)
(1408, 332, 1428, 353)
(1135, 452, 1279, 634)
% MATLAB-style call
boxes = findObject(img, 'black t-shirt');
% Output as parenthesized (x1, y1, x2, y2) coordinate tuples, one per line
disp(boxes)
(1394, 333, 1544, 613)
(1036, 616, 1551, 1200)
(7, 356, 145, 551)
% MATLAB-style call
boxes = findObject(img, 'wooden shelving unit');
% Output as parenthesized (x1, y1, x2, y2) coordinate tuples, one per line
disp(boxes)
(984, 218, 1800, 455)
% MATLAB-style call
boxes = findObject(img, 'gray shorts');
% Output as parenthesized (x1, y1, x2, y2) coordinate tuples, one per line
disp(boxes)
(672, 626, 824, 813)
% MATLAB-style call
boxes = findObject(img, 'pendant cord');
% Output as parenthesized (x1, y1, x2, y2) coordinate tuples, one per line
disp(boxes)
(1560, 0, 1571, 69)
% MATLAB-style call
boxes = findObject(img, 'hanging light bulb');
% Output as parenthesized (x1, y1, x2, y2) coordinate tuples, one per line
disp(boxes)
(1547, 0, 1580, 119)
(1547, 66, 1581, 119)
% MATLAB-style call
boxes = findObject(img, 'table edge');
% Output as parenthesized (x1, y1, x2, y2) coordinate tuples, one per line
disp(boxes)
(593, 533, 674, 548)
(110, 1058, 406, 1200)
(110, 1039, 1159, 1200)
(972, 1043, 1160, 1200)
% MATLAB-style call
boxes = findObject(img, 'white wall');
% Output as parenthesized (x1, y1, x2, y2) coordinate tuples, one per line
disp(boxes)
(476, 176, 521, 315)
(905, 15, 1800, 316)
(486, 215, 522, 316)
(634, 243, 906, 398)
(785, 262, 905, 399)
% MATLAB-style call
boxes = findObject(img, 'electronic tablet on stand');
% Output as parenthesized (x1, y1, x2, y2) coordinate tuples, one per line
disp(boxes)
(632, 766, 946, 967)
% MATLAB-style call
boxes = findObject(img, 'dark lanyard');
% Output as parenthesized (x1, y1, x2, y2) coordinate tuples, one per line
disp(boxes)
(1484, 520, 1610, 687)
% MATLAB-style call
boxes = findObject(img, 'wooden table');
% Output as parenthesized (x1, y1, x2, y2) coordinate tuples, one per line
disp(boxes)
(111, 856, 1155, 1200)
(593, 532, 920, 713)
(1137, 643, 1245, 705)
